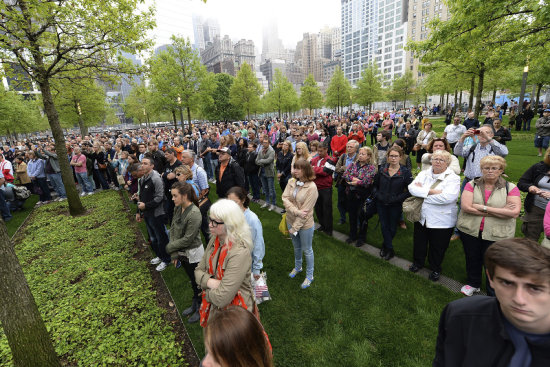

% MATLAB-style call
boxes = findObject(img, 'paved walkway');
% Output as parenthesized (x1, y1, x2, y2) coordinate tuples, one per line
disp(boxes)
(258, 197, 483, 296)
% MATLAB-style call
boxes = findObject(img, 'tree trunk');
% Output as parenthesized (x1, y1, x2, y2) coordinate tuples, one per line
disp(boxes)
(474, 65, 485, 120)
(468, 76, 475, 111)
(534, 83, 543, 113)
(459, 91, 463, 112)
(0, 221, 61, 367)
(453, 89, 458, 114)
(491, 88, 497, 106)
(445, 92, 449, 114)
(37, 79, 85, 216)
(171, 109, 177, 130)
(186, 106, 192, 130)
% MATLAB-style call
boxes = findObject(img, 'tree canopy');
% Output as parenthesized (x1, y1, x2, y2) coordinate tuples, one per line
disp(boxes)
(353, 63, 383, 112)
(264, 69, 299, 118)
(325, 67, 351, 116)
(230, 63, 263, 120)
(300, 73, 323, 114)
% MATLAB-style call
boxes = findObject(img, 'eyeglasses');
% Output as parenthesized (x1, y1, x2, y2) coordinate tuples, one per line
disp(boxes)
(388, 155, 400, 159)
(208, 217, 224, 227)
(431, 158, 446, 163)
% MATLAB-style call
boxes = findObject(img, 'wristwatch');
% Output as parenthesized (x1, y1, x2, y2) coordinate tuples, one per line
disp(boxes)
(483, 205, 487, 213)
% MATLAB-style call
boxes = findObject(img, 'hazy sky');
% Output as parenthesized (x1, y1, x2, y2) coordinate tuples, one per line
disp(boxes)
(149, 0, 341, 51)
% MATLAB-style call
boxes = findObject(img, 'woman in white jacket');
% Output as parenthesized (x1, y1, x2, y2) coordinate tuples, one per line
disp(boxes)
(407, 150, 460, 281)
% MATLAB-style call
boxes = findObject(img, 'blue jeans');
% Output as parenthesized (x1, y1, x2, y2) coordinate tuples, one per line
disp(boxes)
(47, 172, 66, 198)
(144, 215, 171, 264)
(523, 118, 532, 131)
(248, 174, 261, 200)
(0, 189, 12, 221)
(210, 159, 218, 180)
(377, 203, 402, 250)
(75, 171, 93, 193)
(203, 157, 213, 180)
(288, 225, 314, 279)
(260, 175, 276, 205)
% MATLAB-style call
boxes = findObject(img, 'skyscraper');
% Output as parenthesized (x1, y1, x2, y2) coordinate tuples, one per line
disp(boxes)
(192, 16, 221, 52)
(261, 20, 285, 62)
(341, 0, 407, 85)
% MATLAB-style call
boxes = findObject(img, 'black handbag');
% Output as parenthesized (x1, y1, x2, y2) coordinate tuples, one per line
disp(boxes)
(362, 190, 377, 220)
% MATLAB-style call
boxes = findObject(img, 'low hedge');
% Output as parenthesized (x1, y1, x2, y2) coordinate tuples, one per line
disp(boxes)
(0, 191, 186, 366)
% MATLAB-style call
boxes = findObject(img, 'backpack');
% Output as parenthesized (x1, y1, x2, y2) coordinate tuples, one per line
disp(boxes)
(13, 185, 31, 200)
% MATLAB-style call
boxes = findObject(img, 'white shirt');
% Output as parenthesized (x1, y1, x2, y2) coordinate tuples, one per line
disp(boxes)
(444, 124, 467, 144)
(408, 168, 460, 228)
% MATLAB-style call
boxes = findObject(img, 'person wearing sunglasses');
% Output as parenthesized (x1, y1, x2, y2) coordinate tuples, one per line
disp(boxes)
(195, 199, 255, 327)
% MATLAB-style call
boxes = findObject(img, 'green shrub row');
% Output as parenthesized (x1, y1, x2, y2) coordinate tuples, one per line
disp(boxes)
(0, 191, 186, 366)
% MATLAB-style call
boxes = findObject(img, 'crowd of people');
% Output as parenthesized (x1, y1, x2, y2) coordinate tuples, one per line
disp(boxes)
(2, 102, 550, 366)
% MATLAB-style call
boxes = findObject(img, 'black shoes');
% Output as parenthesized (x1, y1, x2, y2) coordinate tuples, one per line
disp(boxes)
(379, 247, 387, 258)
(383, 249, 395, 261)
(354, 240, 364, 248)
(346, 237, 356, 244)
(429, 271, 441, 282)
(316, 226, 325, 232)
(409, 264, 422, 273)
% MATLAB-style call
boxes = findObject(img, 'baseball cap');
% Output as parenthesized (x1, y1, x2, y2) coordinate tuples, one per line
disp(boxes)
(217, 147, 231, 154)
(544, 109, 550, 112)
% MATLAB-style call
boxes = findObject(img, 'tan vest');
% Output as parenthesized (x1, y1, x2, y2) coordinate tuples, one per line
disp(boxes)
(457, 179, 516, 241)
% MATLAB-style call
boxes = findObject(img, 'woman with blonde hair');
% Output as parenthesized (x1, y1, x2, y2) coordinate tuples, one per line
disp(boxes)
(174, 165, 199, 197)
(282, 158, 318, 289)
(195, 199, 254, 326)
(457, 155, 521, 296)
(291, 142, 311, 167)
(342, 147, 376, 247)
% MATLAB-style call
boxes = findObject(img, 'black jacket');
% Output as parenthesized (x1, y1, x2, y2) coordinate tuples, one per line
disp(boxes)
(215, 158, 245, 198)
(517, 161, 550, 212)
(493, 127, 512, 145)
(146, 150, 167, 174)
(434, 296, 550, 367)
(373, 164, 413, 206)
(243, 151, 259, 175)
(276, 151, 293, 180)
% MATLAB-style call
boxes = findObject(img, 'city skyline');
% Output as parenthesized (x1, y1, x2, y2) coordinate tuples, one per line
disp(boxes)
(147, 0, 340, 52)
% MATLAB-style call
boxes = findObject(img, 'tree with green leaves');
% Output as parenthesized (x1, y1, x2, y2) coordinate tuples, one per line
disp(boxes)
(202, 73, 244, 121)
(325, 67, 351, 116)
(124, 84, 155, 126)
(0, 87, 47, 137)
(389, 71, 416, 109)
(0, 0, 154, 217)
(230, 63, 263, 120)
(300, 73, 323, 115)
(264, 69, 299, 119)
(353, 63, 383, 112)
(149, 36, 213, 130)
(52, 77, 108, 137)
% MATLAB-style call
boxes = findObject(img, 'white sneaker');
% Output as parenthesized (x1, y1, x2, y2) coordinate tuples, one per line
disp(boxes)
(150, 257, 162, 265)
(460, 285, 480, 297)
(155, 262, 167, 271)
(87, 192, 94, 196)
(268, 205, 275, 211)
(80, 192, 86, 197)
(260, 202, 269, 209)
